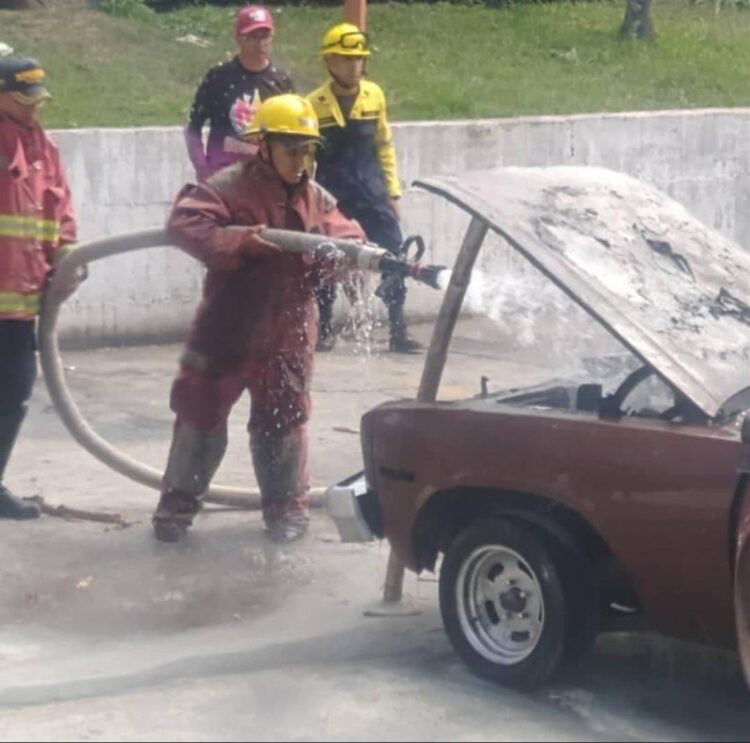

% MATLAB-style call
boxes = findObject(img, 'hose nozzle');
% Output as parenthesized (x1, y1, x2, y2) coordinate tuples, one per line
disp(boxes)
(379, 253, 447, 289)
(259, 228, 447, 290)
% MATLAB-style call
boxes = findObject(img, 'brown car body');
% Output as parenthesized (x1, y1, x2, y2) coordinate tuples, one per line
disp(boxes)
(362, 396, 745, 648)
(338, 166, 750, 684)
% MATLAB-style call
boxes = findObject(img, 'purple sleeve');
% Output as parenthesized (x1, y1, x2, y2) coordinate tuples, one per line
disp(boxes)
(184, 125, 209, 183)
(185, 71, 215, 180)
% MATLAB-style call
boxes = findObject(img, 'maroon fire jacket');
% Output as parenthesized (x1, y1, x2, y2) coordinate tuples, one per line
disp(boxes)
(167, 158, 365, 366)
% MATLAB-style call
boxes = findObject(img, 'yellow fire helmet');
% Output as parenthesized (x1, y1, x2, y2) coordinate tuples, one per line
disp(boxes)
(244, 94, 320, 141)
(321, 22, 370, 58)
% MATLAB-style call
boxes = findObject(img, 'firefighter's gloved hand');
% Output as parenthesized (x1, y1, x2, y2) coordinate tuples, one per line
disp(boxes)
(240, 225, 281, 258)
(48, 243, 87, 301)
(48, 265, 87, 301)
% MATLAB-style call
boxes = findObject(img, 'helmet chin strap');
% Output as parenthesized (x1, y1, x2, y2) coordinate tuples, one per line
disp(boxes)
(260, 138, 280, 178)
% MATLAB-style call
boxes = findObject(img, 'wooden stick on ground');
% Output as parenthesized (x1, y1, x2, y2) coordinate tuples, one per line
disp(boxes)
(23, 496, 134, 529)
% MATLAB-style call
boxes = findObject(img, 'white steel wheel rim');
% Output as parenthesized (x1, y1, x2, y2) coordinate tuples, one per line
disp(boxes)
(455, 544, 545, 665)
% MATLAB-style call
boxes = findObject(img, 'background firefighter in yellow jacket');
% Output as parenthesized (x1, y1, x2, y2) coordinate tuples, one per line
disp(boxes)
(307, 23, 420, 353)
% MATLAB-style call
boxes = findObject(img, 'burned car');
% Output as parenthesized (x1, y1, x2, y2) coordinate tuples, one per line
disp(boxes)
(327, 166, 750, 689)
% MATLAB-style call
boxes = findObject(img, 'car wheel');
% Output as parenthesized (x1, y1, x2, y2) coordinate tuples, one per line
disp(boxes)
(439, 519, 566, 688)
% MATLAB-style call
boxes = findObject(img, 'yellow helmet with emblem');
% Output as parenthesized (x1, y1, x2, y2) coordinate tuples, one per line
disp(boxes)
(244, 94, 319, 141)
(321, 22, 370, 58)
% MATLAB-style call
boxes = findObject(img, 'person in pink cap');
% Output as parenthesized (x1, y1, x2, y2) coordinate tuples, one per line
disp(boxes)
(184, 5, 294, 181)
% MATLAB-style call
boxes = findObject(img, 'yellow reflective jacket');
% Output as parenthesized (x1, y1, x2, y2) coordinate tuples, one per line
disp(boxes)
(307, 79, 401, 208)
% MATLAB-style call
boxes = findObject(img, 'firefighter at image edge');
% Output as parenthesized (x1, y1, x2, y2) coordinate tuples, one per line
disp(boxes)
(0, 55, 85, 521)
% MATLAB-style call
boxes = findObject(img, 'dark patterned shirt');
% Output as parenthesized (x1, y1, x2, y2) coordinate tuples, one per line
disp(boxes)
(187, 57, 294, 174)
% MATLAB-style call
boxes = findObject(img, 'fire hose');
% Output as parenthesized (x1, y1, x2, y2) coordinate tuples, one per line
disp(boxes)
(38, 228, 444, 510)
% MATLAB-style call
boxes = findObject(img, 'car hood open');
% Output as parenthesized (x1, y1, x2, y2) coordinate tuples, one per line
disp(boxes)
(416, 166, 750, 419)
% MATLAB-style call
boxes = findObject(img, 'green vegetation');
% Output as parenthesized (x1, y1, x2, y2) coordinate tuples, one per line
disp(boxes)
(1, 1, 750, 128)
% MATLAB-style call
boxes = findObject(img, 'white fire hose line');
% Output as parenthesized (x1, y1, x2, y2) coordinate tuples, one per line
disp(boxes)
(37, 228, 372, 511)
(39, 228, 444, 512)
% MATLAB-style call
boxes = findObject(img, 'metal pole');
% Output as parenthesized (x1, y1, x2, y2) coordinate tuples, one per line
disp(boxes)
(343, 0, 367, 30)
(382, 216, 489, 604)
(417, 217, 490, 403)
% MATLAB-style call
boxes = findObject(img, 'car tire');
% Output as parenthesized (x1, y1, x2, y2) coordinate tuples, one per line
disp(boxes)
(502, 518, 601, 668)
(551, 535, 600, 668)
(439, 518, 567, 689)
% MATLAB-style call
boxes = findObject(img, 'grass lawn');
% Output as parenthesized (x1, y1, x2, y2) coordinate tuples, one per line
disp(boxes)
(1, 1, 750, 128)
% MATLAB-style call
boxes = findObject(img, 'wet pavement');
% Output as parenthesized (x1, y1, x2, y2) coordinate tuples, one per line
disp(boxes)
(0, 321, 748, 741)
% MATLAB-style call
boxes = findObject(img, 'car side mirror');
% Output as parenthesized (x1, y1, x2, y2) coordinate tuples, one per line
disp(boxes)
(480, 376, 490, 398)
(576, 383, 602, 413)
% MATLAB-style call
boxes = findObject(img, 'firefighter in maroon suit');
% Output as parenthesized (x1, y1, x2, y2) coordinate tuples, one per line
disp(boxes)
(154, 94, 364, 543)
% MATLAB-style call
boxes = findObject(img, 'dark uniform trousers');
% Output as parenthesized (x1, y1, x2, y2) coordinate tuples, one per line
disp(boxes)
(313, 200, 408, 334)
(0, 320, 37, 485)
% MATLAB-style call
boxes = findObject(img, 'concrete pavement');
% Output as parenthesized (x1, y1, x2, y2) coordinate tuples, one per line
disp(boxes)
(0, 322, 748, 741)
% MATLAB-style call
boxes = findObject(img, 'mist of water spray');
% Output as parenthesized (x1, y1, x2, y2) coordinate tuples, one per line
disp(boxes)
(435, 269, 452, 292)
(457, 263, 629, 384)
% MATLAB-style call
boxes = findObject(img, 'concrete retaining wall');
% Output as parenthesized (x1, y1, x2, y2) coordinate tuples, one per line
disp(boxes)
(51, 108, 750, 346)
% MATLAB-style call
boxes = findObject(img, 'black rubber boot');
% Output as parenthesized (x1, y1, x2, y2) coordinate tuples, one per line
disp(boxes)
(315, 283, 336, 352)
(0, 485, 40, 520)
(388, 304, 422, 354)
(251, 429, 310, 544)
(316, 324, 336, 353)
(152, 489, 202, 543)
(265, 511, 309, 544)
(0, 408, 40, 520)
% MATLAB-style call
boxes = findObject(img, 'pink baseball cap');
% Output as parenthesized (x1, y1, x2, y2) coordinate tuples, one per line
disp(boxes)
(235, 5, 274, 35)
